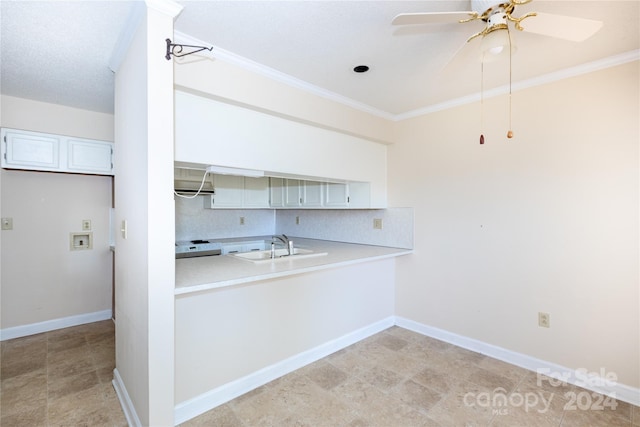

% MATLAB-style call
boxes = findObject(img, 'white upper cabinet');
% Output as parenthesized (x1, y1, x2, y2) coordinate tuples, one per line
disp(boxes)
(1, 128, 113, 175)
(269, 177, 285, 207)
(324, 182, 350, 208)
(275, 179, 367, 209)
(210, 175, 244, 207)
(67, 139, 114, 174)
(285, 179, 302, 207)
(283, 179, 323, 208)
(284, 178, 322, 208)
(206, 175, 270, 209)
(243, 177, 270, 208)
(302, 181, 323, 207)
(2, 129, 59, 169)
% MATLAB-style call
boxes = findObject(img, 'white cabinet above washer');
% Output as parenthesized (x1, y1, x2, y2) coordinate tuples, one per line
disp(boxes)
(1, 128, 114, 175)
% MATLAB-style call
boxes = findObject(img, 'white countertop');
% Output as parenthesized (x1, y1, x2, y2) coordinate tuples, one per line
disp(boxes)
(175, 237, 412, 295)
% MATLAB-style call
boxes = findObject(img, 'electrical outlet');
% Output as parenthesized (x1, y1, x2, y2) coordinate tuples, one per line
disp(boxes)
(538, 312, 550, 328)
(1, 217, 13, 230)
(296, 216, 300, 225)
(373, 218, 383, 230)
(240, 216, 245, 225)
(82, 219, 91, 231)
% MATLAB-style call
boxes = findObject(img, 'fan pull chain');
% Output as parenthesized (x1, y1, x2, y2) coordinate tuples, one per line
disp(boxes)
(480, 59, 485, 145)
(507, 27, 514, 139)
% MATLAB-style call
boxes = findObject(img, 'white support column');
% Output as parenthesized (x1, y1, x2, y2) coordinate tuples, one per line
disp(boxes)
(113, 1, 182, 425)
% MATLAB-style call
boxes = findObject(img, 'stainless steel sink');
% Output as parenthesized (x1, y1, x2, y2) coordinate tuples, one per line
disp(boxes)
(231, 248, 328, 264)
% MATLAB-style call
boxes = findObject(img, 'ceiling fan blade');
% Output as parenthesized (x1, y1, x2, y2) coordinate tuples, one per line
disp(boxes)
(522, 12, 603, 42)
(392, 12, 474, 26)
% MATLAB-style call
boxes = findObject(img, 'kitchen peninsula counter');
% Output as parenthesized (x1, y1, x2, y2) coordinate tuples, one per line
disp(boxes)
(175, 237, 411, 295)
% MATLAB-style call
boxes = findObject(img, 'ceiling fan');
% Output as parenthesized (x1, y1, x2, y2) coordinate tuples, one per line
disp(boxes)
(392, 0, 603, 143)
(392, 0, 603, 48)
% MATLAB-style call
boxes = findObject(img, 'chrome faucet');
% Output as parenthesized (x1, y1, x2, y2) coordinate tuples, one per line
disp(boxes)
(272, 234, 294, 256)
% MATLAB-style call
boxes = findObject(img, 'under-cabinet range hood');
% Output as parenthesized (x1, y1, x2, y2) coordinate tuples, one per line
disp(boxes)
(174, 168, 215, 195)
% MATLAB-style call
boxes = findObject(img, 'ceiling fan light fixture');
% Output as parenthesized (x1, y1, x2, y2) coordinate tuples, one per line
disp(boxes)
(480, 27, 516, 62)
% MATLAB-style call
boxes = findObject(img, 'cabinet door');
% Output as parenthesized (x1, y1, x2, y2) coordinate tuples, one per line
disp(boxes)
(242, 241, 266, 252)
(244, 177, 270, 208)
(285, 179, 302, 207)
(324, 183, 349, 208)
(211, 175, 244, 207)
(346, 182, 371, 208)
(269, 177, 285, 207)
(221, 244, 244, 255)
(302, 181, 323, 207)
(2, 129, 60, 170)
(67, 139, 113, 174)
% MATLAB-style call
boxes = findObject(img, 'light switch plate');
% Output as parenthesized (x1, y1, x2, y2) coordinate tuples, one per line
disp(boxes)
(82, 219, 91, 231)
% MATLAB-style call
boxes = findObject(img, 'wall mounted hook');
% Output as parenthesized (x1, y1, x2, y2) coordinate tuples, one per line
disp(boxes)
(165, 38, 213, 60)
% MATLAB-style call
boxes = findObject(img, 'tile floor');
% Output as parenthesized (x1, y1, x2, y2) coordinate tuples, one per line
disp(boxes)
(183, 327, 639, 427)
(1, 321, 638, 426)
(1, 320, 126, 427)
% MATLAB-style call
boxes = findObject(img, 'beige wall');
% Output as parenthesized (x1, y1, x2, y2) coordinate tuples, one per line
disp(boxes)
(174, 53, 393, 144)
(173, 46, 638, 408)
(0, 96, 114, 330)
(175, 259, 396, 403)
(1, 94, 114, 141)
(389, 62, 639, 388)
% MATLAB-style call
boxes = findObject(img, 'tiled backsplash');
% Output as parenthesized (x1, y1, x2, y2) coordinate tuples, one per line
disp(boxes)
(175, 197, 413, 249)
(276, 208, 413, 249)
(175, 197, 275, 241)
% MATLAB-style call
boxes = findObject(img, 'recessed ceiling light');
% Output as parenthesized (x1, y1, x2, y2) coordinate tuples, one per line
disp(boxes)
(353, 65, 369, 73)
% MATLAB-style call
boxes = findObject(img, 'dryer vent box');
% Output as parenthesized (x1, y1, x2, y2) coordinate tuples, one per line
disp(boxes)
(70, 232, 93, 250)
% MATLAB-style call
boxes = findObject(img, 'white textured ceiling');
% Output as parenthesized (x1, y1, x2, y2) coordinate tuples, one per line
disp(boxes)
(1, 0, 135, 114)
(1, 1, 638, 117)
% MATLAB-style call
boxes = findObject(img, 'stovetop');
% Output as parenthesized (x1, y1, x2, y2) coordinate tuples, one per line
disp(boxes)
(175, 239, 222, 259)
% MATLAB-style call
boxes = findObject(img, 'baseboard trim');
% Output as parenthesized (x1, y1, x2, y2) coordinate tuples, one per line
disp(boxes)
(113, 368, 142, 427)
(395, 316, 640, 407)
(173, 316, 395, 425)
(0, 309, 112, 341)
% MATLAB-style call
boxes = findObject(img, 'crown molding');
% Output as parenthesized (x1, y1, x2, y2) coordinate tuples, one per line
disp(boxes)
(171, 32, 639, 124)
(173, 32, 395, 121)
(394, 49, 640, 121)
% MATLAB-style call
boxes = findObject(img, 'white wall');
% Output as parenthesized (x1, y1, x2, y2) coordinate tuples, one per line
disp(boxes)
(389, 62, 639, 389)
(175, 258, 395, 403)
(113, 2, 179, 425)
(0, 95, 114, 332)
